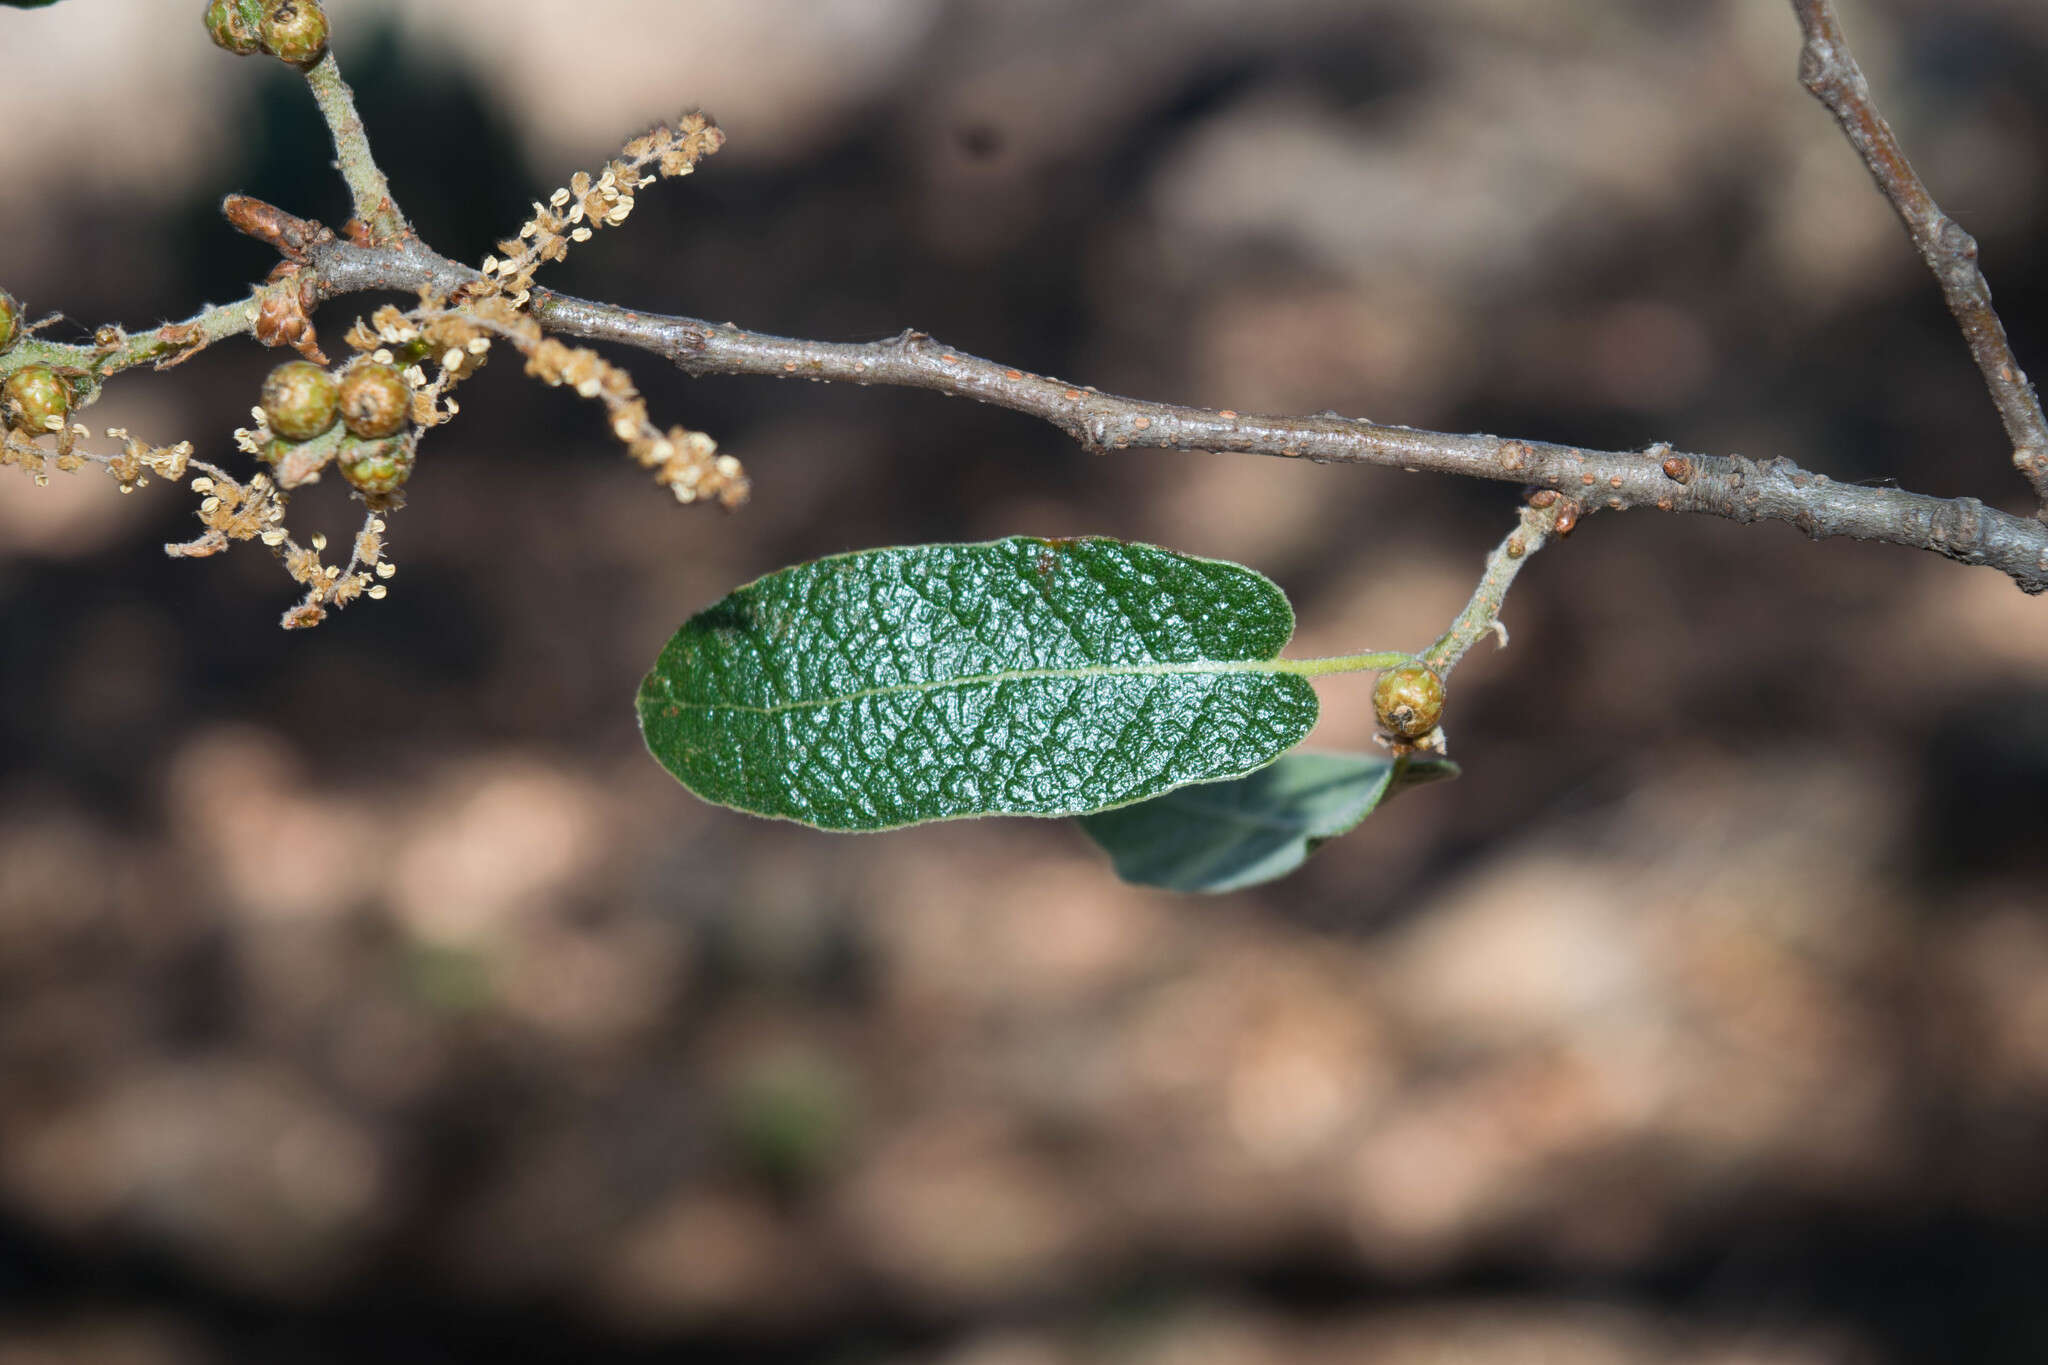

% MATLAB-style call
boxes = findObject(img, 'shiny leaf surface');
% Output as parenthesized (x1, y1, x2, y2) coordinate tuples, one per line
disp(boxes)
(639, 537, 1320, 830)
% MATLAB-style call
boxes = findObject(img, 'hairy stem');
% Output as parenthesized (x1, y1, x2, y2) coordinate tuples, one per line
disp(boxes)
(302, 51, 408, 242)
(2, 297, 260, 378)
(1424, 501, 1563, 677)
(1791, 0, 2048, 515)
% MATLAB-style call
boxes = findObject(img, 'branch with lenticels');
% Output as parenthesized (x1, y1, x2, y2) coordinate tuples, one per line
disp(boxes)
(303, 232, 2048, 595)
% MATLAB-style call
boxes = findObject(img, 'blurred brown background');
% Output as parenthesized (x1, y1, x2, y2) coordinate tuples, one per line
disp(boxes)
(2, 1, 2046, 1361)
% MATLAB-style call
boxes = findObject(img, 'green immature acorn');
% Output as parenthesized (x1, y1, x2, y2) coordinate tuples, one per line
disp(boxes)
(0, 289, 18, 353)
(336, 434, 413, 495)
(203, 0, 263, 55)
(337, 360, 411, 439)
(259, 0, 329, 69)
(260, 359, 340, 440)
(1372, 661, 1447, 742)
(2, 365, 70, 436)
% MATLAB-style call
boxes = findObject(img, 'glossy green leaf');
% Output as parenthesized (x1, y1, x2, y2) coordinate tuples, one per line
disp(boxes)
(1079, 751, 1459, 893)
(638, 537, 1320, 830)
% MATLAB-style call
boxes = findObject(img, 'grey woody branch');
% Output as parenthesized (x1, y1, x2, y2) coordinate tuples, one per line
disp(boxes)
(302, 234, 2048, 595)
(1791, 0, 2048, 515)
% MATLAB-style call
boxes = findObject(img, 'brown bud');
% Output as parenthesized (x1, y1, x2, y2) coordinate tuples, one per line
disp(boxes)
(1554, 500, 1579, 537)
(1661, 454, 1695, 484)
(1373, 662, 1446, 743)
(254, 267, 325, 363)
(223, 194, 328, 258)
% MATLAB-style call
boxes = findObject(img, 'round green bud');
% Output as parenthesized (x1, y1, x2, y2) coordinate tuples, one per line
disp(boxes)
(259, 0, 329, 69)
(338, 361, 410, 439)
(336, 435, 413, 496)
(2, 365, 70, 436)
(1372, 661, 1446, 742)
(204, 0, 263, 56)
(260, 360, 340, 441)
(0, 290, 18, 354)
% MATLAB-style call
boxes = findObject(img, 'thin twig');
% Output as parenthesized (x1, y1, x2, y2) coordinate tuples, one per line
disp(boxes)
(1791, 0, 2048, 515)
(10, 221, 2041, 598)
(1424, 501, 1565, 678)
(302, 52, 408, 243)
(493, 284, 2047, 596)
(3, 297, 258, 377)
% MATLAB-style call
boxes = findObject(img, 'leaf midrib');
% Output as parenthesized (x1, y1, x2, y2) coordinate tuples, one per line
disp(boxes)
(658, 655, 1293, 718)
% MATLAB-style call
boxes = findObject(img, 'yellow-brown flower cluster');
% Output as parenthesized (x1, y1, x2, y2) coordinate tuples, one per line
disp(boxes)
(274, 513, 395, 630)
(476, 113, 725, 307)
(466, 296, 746, 508)
(5, 416, 195, 496)
(166, 468, 288, 560)
(101, 428, 195, 493)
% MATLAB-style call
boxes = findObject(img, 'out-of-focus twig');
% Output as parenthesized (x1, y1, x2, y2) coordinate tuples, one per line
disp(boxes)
(1791, 0, 2048, 516)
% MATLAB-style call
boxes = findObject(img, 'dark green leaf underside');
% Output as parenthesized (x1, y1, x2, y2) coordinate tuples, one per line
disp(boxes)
(638, 537, 1318, 830)
(1080, 751, 1459, 893)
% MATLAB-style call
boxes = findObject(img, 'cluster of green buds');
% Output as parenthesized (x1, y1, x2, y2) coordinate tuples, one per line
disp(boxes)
(204, 0, 328, 68)
(258, 358, 415, 494)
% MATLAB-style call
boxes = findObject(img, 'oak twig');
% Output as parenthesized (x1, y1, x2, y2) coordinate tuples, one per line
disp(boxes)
(299, 232, 2048, 594)
(500, 286, 2048, 595)
(1791, 0, 2048, 515)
